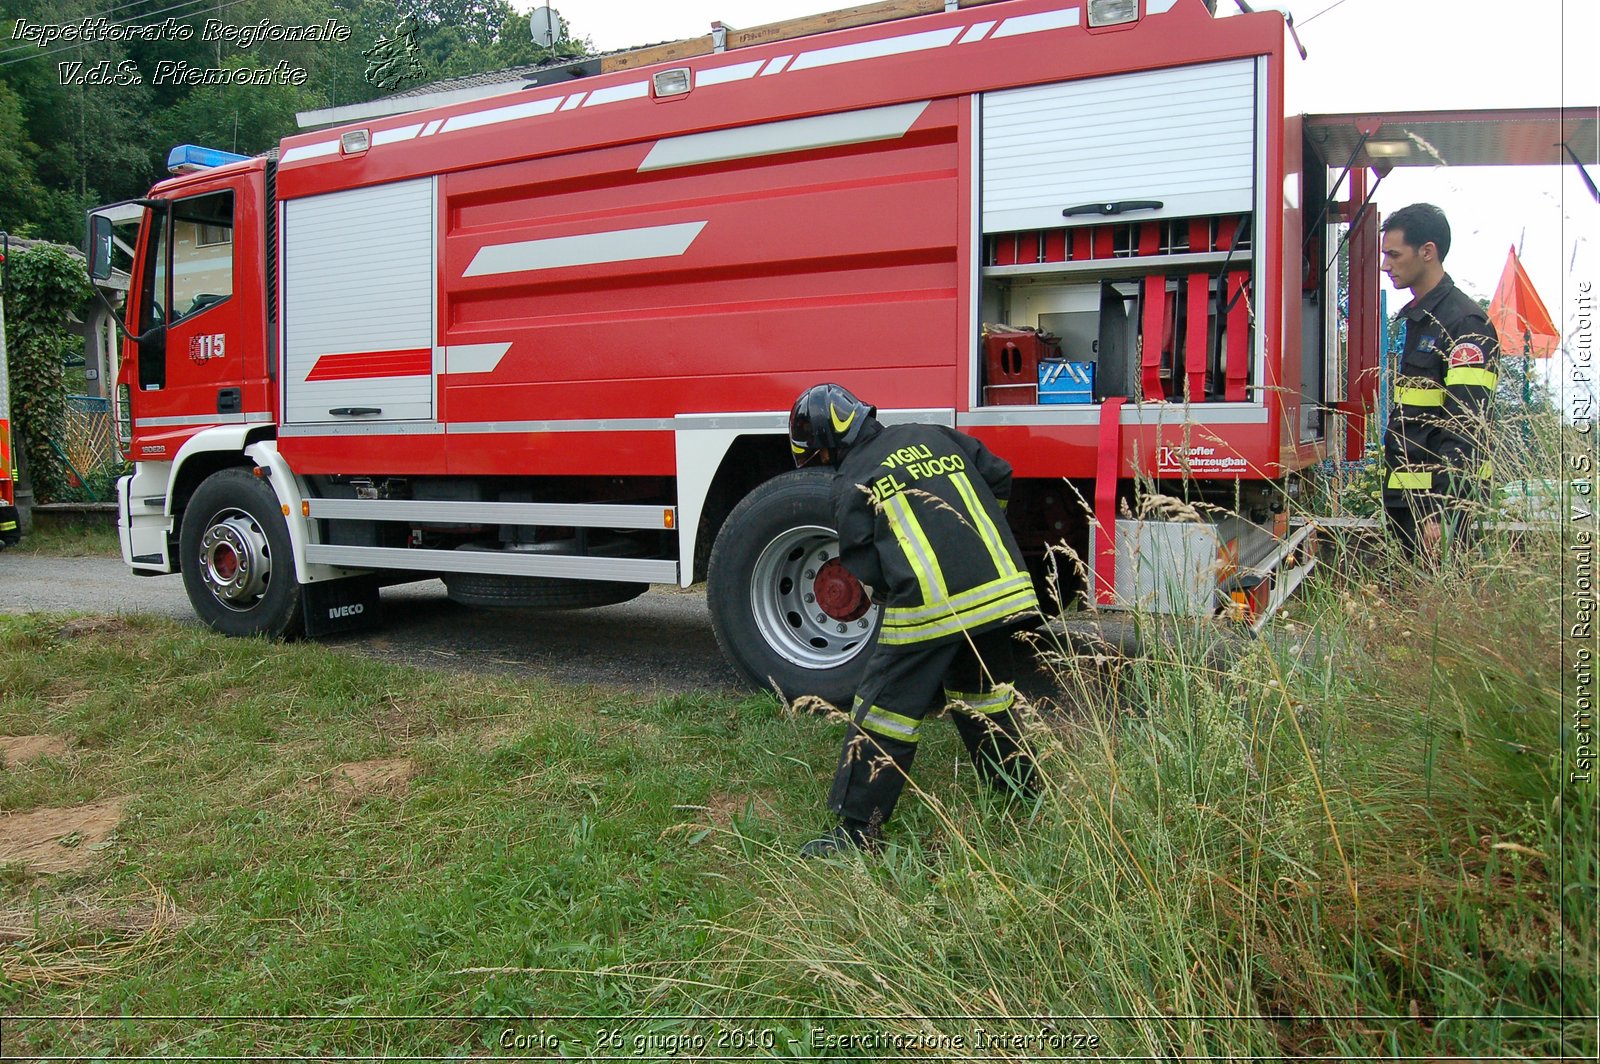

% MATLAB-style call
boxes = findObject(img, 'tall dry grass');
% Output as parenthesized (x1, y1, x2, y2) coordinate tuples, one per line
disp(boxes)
(703, 404, 1592, 1059)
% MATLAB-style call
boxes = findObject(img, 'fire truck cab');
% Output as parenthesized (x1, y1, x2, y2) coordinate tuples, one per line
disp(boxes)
(87, 0, 1595, 702)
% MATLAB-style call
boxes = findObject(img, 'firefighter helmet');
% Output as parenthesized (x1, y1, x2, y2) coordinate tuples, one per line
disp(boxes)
(789, 383, 876, 467)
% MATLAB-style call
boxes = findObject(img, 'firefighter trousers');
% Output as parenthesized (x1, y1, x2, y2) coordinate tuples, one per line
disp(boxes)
(1385, 501, 1476, 562)
(828, 626, 1034, 829)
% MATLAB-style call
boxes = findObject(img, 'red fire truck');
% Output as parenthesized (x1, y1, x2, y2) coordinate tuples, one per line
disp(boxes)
(87, 0, 1594, 701)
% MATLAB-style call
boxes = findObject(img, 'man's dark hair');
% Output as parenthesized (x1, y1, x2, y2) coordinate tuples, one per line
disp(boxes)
(1381, 202, 1451, 261)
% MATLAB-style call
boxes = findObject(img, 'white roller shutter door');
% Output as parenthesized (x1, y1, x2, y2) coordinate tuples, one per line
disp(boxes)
(282, 178, 435, 424)
(981, 59, 1257, 234)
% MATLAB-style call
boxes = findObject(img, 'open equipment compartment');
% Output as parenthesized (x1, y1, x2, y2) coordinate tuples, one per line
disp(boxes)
(975, 56, 1262, 408)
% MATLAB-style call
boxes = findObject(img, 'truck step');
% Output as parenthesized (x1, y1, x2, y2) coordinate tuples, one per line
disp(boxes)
(304, 544, 677, 584)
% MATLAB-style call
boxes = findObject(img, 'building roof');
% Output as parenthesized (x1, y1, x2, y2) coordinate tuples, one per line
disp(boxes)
(7, 235, 84, 259)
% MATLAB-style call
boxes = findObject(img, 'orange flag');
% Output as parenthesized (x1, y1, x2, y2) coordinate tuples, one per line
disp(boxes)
(1488, 245, 1559, 358)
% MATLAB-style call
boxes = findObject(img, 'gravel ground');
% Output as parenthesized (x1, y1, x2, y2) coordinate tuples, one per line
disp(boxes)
(0, 554, 1153, 702)
(0, 554, 744, 696)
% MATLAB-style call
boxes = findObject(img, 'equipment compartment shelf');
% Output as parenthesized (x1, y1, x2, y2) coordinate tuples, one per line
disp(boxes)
(981, 250, 1236, 281)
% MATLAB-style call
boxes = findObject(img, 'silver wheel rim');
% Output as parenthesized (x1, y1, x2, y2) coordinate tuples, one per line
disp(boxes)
(198, 508, 272, 612)
(750, 524, 878, 671)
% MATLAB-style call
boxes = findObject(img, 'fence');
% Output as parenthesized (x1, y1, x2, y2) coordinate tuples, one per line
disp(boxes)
(58, 394, 120, 500)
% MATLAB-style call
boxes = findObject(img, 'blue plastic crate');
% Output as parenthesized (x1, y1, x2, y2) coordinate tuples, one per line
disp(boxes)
(1038, 360, 1094, 404)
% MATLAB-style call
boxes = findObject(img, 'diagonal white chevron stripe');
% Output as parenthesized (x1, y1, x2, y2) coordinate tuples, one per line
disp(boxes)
(638, 101, 931, 172)
(464, 221, 709, 277)
(282, 140, 339, 163)
(441, 342, 513, 374)
(583, 81, 650, 106)
(992, 7, 1081, 38)
(958, 20, 997, 43)
(442, 95, 563, 134)
(283, 8, 1089, 166)
(697, 60, 763, 86)
(787, 25, 965, 72)
(373, 122, 424, 146)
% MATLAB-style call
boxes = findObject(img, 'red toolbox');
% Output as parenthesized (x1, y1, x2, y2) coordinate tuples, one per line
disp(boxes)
(983, 327, 1062, 405)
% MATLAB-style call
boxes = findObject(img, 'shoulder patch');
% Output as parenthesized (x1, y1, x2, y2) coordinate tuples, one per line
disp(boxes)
(1450, 342, 1486, 367)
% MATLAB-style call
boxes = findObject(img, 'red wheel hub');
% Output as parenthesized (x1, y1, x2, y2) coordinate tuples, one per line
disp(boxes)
(213, 544, 239, 580)
(813, 558, 869, 622)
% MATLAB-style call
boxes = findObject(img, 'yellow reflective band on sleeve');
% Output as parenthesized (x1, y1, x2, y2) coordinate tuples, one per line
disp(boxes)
(1387, 471, 1434, 490)
(946, 687, 1015, 716)
(1444, 366, 1498, 389)
(1395, 387, 1445, 407)
(859, 705, 922, 743)
(950, 471, 1014, 580)
(884, 493, 949, 607)
(0, 521, 15, 533)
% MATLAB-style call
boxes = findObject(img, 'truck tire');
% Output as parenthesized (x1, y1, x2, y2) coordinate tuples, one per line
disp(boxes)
(707, 469, 878, 706)
(442, 572, 648, 610)
(179, 468, 304, 639)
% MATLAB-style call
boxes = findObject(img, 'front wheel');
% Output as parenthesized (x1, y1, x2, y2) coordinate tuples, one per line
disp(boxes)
(179, 468, 304, 638)
(707, 470, 878, 706)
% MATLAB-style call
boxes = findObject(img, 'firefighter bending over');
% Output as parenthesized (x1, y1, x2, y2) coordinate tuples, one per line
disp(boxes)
(1379, 203, 1500, 560)
(788, 383, 1041, 857)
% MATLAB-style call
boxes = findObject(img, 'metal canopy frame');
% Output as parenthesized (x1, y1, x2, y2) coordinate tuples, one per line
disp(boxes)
(1305, 106, 1599, 202)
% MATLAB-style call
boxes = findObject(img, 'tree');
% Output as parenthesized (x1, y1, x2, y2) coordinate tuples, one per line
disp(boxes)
(0, 81, 47, 236)
(2, 1, 159, 245)
(151, 60, 318, 159)
(0, 0, 592, 244)
(2, 244, 92, 502)
(348, 0, 587, 87)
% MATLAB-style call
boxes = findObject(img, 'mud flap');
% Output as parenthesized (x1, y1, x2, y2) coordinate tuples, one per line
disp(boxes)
(300, 575, 382, 637)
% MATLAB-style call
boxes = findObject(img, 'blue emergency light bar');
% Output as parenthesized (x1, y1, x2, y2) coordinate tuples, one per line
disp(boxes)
(166, 144, 251, 175)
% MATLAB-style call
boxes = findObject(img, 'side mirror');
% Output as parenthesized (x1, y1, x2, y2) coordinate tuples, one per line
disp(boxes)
(89, 214, 114, 281)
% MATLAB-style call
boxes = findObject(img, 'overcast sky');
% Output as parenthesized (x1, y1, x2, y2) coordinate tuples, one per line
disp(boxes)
(535, 0, 1597, 367)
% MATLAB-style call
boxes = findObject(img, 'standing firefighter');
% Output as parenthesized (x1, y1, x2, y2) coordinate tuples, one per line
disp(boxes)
(1380, 203, 1500, 559)
(788, 383, 1040, 857)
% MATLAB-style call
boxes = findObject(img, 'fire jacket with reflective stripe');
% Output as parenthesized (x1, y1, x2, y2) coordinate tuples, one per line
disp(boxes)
(1383, 273, 1500, 509)
(833, 421, 1038, 649)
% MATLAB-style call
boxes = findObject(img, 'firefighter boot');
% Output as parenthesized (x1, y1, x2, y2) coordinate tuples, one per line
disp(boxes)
(799, 818, 882, 858)
(952, 709, 1037, 800)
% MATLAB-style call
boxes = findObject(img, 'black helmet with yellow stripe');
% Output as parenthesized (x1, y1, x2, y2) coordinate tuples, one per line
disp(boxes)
(788, 383, 876, 468)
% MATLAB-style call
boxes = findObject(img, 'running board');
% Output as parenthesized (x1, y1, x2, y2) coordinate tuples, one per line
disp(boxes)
(303, 544, 679, 583)
(306, 498, 676, 530)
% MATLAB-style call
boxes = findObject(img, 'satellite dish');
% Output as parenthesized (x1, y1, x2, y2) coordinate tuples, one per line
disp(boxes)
(530, 6, 563, 48)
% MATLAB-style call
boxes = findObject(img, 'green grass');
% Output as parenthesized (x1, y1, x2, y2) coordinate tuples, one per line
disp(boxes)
(1, 484, 1591, 1057)
(5, 515, 119, 557)
(0, 615, 852, 1055)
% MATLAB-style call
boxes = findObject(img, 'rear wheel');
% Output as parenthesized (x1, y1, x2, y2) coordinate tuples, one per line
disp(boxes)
(707, 470, 878, 705)
(179, 468, 303, 638)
